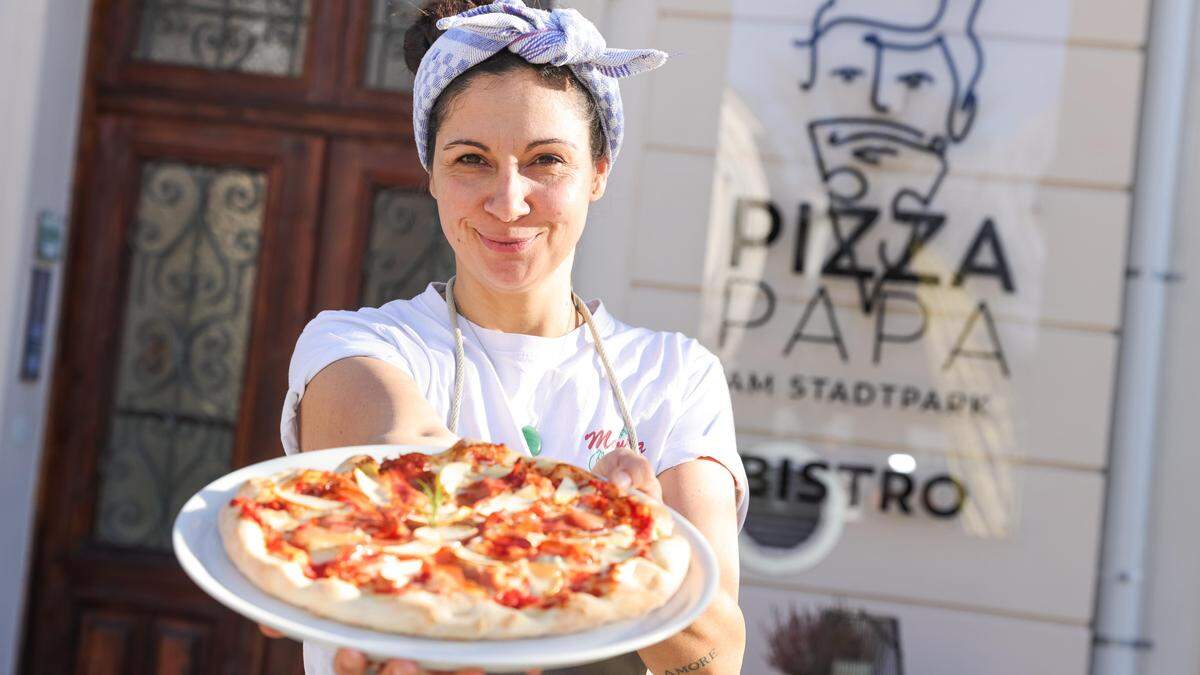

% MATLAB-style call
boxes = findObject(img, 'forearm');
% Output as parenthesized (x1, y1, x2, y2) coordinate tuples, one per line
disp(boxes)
(636, 592, 745, 675)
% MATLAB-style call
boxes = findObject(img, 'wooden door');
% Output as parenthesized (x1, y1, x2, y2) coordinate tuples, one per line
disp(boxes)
(20, 1, 456, 673)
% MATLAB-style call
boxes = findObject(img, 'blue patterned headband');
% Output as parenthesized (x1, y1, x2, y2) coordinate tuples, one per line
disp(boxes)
(412, 0, 669, 172)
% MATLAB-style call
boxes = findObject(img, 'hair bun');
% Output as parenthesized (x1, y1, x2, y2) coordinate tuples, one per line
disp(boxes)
(402, 1, 490, 76)
(402, 0, 558, 76)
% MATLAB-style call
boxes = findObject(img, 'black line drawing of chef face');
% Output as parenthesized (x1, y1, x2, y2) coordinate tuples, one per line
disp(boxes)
(794, 0, 985, 211)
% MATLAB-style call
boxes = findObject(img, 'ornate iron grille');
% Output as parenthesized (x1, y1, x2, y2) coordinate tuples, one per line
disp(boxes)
(360, 187, 454, 307)
(133, 0, 312, 76)
(93, 161, 266, 550)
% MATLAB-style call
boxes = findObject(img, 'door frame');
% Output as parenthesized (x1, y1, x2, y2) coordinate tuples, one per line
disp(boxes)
(21, 113, 325, 675)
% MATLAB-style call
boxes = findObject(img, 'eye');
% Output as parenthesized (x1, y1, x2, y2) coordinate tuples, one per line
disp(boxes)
(897, 71, 934, 90)
(830, 66, 864, 83)
(455, 154, 487, 166)
(533, 154, 564, 166)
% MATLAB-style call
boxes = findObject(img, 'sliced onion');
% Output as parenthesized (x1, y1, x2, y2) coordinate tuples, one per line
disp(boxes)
(475, 494, 533, 516)
(406, 505, 473, 525)
(354, 468, 391, 507)
(479, 464, 512, 479)
(257, 508, 299, 532)
(381, 540, 442, 557)
(533, 458, 560, 472)
(557, 524, 633, 548)
(452, 544, 503, 567)
(275, 488, 346, 512)
(414, 524, 478, 543)
(598, 546, 638, 565)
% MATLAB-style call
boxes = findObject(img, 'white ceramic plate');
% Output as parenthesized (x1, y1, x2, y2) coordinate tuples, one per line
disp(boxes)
(172, 444, 720, 672)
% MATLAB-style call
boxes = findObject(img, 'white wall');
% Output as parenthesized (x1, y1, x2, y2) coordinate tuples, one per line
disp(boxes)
(608, 0, 1164, 673)
(0, 1, 90, 674)
(571, 0, 659, 317)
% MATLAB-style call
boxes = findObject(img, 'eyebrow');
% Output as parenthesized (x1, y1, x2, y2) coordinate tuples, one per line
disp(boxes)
(442, 138, 577, 152)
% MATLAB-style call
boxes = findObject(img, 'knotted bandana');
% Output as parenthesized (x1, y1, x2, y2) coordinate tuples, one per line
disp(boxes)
(413, 0, 669, 172)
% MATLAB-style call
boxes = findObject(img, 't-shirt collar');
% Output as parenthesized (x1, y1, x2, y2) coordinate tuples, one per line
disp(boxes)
(418, 281, 615, 355)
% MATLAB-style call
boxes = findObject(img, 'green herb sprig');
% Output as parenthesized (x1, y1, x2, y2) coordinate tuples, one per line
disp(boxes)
(412, 477, 447, 525)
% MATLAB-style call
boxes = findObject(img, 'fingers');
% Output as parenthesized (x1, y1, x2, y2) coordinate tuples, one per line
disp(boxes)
(337, 654, 536, 674)
(374, 658, 486, 675)
(333, 649, 369, 675)
(257, 624, 285, 639)
(593, 448, 662, 501)
(379, 660, 419, 675)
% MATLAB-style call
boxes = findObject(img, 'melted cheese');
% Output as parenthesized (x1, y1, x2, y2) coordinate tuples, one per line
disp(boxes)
(376, 556, 424, 584)
(309, 547, 342, 565)
(527, 560, 565, 596)
(553, 477, 579, 505)
(438, 461, 472, 495)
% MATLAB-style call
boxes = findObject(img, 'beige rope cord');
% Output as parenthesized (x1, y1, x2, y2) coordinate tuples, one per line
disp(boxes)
(443, 276, 640, 454)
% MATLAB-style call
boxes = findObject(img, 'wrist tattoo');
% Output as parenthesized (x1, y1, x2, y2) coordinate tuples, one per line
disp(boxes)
(664, 648, 717, 674)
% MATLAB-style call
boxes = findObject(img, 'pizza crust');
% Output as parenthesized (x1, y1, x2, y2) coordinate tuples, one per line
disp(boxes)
(218, 451, 692, 639)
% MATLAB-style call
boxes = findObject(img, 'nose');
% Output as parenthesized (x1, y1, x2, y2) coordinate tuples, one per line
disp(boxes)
(483, 165, 532, 223)
(870, 74, 898, 115)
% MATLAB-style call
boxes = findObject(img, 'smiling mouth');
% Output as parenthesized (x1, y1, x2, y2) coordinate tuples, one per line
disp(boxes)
(476, 230, 541, 253)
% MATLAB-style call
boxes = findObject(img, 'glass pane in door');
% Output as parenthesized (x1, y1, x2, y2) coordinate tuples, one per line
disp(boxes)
(133, 0, 312, 76)
(360, 188, 453, 306)
(93, 161, 266, 550)
(363, 0, 420, 92)
(362, 0, 558, 92)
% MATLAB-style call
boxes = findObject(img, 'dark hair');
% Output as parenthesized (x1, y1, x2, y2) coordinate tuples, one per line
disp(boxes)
(403, 0, 606, 166)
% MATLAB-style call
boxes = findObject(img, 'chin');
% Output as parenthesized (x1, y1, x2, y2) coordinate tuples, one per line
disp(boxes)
(473, 259, 546, 293)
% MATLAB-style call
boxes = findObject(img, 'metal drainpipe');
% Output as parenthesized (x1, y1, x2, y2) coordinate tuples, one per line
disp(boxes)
(1091, 0, 1196, 673)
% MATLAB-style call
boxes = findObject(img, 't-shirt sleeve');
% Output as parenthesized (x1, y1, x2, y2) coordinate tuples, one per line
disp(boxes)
(656, 346, 749, 531)
(279, 308, 424, 457)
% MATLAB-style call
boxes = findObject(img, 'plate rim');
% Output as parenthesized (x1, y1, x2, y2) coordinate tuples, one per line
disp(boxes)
(172, 443, 720, 671)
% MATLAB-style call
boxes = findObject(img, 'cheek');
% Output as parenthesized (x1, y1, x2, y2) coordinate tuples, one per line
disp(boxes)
(543, 181, 592, 224)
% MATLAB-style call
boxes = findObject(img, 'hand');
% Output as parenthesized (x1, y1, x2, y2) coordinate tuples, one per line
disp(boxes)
(592, 446, 663, 501)
(257, 624, 542, 675)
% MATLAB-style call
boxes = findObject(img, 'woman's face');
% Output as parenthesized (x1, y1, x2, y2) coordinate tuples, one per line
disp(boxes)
(428, 69, 609, 294)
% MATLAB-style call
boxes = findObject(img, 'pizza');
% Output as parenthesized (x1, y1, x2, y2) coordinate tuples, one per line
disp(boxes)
(218, 440, 691, 639)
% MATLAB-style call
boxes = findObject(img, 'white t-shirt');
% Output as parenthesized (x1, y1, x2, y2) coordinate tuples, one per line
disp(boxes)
(280, 282, 748, 675)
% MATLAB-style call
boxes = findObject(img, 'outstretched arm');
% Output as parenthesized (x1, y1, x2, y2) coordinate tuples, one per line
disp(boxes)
(593, 451, 745, 675)
(297, 356, 458, 451)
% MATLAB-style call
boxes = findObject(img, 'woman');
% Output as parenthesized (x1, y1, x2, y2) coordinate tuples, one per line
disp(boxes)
(260, 2, 749, 673)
